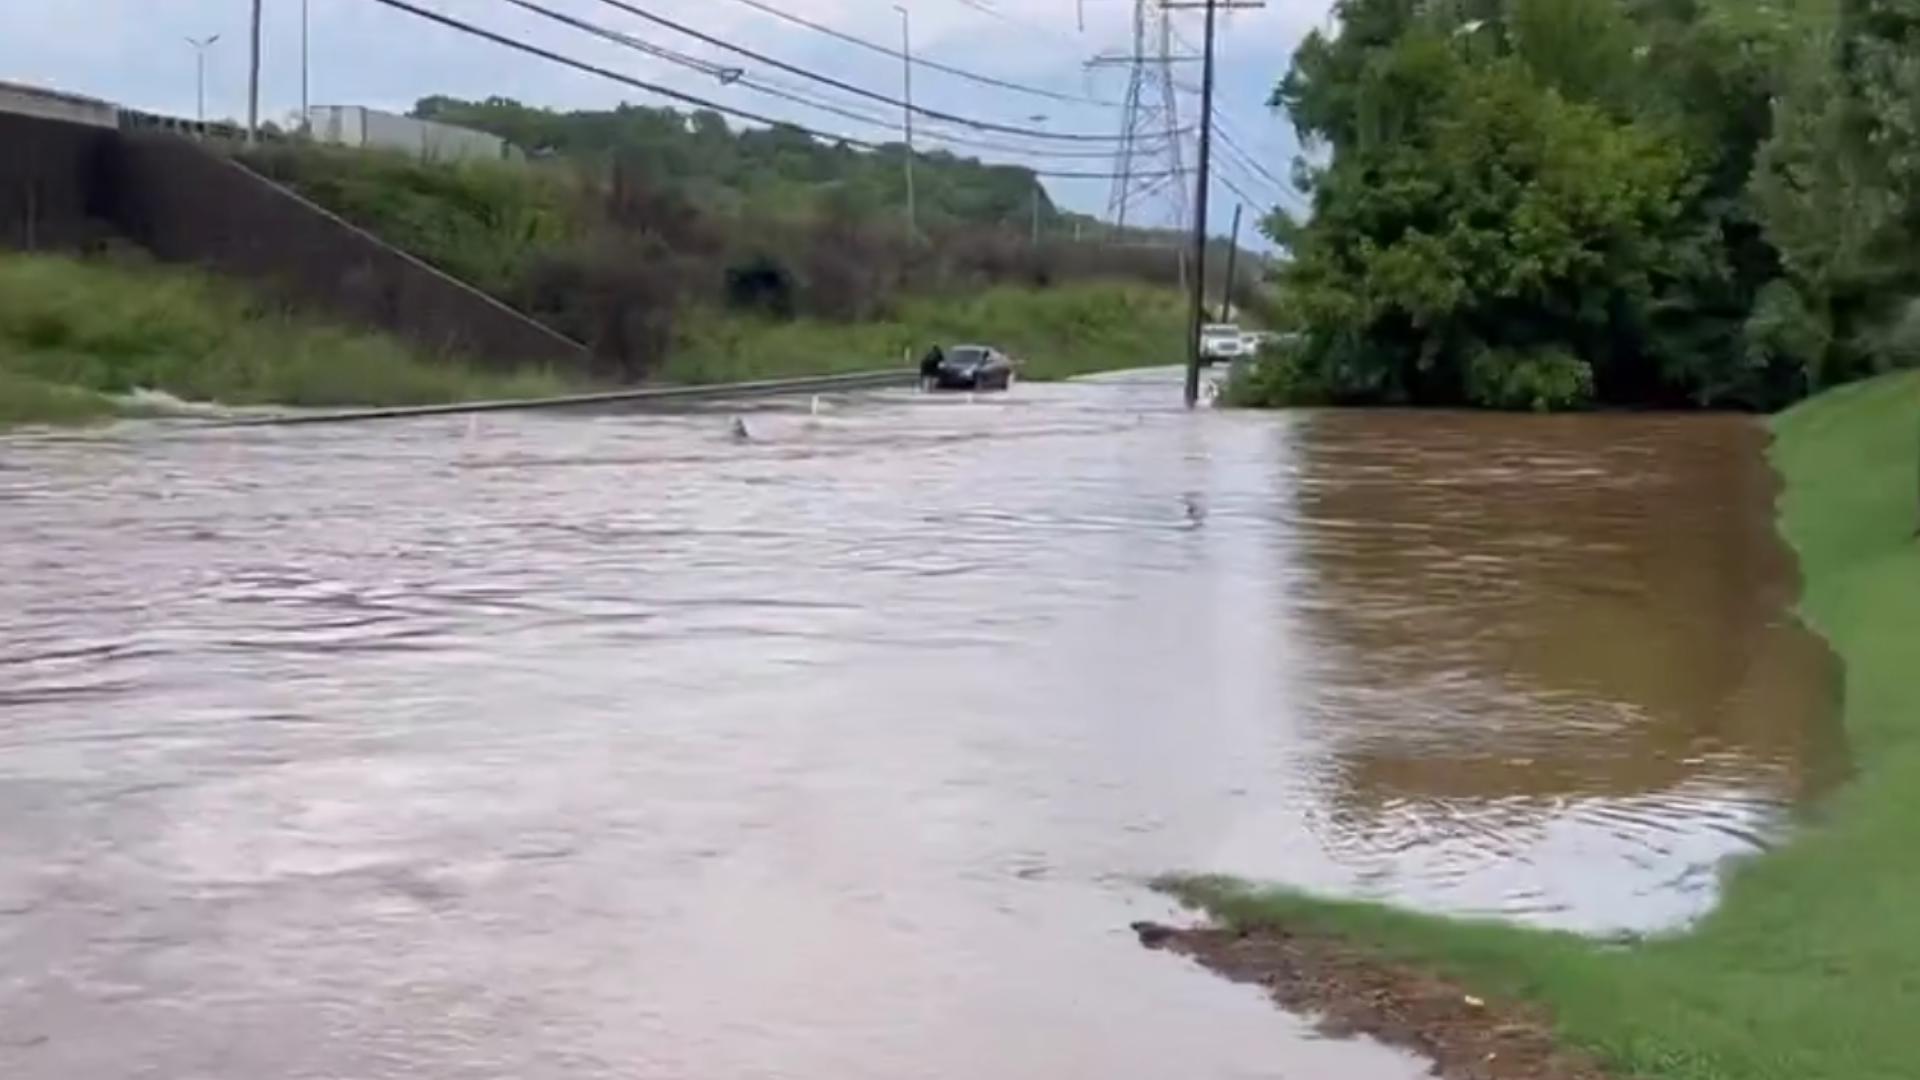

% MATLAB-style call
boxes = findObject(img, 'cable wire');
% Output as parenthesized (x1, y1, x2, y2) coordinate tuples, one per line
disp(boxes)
(578, 0, 1128, 141)
(716, 0, 1124, 108)
(493, 0, 1166, 162)
(362, 0, 1189, 180)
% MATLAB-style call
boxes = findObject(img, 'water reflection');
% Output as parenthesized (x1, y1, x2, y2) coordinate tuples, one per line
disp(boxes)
(1218, 410, 1843, 926)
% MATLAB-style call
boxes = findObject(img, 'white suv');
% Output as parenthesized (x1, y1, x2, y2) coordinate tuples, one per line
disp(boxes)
(1199, 323, 1246, 364)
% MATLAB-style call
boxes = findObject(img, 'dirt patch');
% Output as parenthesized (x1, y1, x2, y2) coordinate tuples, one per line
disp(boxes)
(1131, 922, 1613, 1080)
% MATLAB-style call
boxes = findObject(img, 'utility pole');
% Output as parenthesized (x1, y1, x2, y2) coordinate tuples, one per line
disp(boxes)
(1031, 183, 1042, 247)
(1182, 0, 1219, 409)
(186, 35, 220, 125)
(1167, 0, 1264, 408)
(1221, 203, 1243, 321)
(894, 4, 916, 245)
(247, 0, 263, 142)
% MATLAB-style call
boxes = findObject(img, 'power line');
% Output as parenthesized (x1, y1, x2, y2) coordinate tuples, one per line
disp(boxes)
(576, 0, 1129, 141)
(493, 0, 1165, 162)
(1212, 117, 1293, 194)
(1165, 20, 1299, 199)
(1214, 168, 1267, 216)
(716, 0, 1124, 108)
(745, 73, 1163, 160)
(496, 0, 741, 82)
(368, 0, 881, 146)
(941, 0, 1088, 48)
(361, 0, 1188, 181)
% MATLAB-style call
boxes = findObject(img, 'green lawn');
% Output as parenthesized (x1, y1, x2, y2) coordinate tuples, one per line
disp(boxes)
(666, 282, 1188, 384)
(1170, 371, 1920, 1080)
(0, 254, 575, 429)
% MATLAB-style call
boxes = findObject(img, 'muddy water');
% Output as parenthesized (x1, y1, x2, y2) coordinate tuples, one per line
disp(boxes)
(0, 371, 1834, 1079)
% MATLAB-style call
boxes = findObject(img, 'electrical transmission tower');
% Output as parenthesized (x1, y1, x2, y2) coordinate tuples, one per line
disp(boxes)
(1090, 1, 1190, 232)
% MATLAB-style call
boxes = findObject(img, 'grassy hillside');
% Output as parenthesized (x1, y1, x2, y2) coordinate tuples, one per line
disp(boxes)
(411, 95, 1063, 234)
(0, 254, 573, 428)
(1172, 372, 1920, 1079)
(243, 135, 1201, 384)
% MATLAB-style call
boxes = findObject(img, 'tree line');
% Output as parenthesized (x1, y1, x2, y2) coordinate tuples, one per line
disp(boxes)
(1239, 0, 1920, 410)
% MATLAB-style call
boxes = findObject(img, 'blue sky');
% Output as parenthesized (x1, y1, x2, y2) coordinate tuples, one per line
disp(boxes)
(0, 0, 1324, 234)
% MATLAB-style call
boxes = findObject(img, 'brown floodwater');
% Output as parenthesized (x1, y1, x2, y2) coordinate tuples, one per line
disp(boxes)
(0, 370, 1837, 1079)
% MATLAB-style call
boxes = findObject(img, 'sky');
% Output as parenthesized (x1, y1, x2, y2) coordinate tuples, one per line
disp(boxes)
(0, 0, 1328, 236)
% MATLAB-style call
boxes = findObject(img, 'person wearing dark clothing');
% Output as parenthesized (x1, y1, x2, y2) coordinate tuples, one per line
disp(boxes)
(919, 346, 944, 389)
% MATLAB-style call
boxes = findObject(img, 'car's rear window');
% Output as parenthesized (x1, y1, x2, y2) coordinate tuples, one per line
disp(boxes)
(946, 347, 989, 363)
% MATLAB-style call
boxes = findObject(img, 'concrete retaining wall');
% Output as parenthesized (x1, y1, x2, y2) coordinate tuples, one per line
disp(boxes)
(0, 111, 118, 251)
(0, 112, 588, 373)
(111, 133, 586, 371)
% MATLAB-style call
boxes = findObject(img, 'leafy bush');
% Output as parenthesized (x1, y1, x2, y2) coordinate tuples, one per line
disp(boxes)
(1221, 342, 1328, 407)
(245, 145, 577, 295)
(1464, 345, 1596, 411)
(1258, 0, 1920, 410)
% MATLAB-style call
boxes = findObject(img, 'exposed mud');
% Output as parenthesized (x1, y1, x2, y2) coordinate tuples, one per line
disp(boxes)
(1132, 922, 1613, 1080)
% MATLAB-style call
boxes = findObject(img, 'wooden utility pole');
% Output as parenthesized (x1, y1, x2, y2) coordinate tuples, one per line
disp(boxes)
(1167, 0, 1264, 408)
(1221, 202, 1243, 321)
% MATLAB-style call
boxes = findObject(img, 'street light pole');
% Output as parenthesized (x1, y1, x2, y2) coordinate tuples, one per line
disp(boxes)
(247, 0, 263, 142)
(894, 4, 915, 245)
(186, 34, 221, 125)
(301, 0, 311, 129)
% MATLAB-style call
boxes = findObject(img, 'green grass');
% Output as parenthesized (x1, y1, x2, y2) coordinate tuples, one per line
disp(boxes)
(0, 254, 576, 428)
(664, 282, 1189, 384)
(244, 144, 576, 295)
(0, 367, 116, 427)
(1167, 372, 1920, 1079)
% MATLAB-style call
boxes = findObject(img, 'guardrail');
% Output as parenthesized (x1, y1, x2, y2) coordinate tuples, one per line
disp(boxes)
(207, 369, 920, 427)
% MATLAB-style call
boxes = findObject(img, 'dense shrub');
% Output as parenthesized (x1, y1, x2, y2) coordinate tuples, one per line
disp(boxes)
(1262, 0, 1920, 410)
(1464, 346, 1595, 411)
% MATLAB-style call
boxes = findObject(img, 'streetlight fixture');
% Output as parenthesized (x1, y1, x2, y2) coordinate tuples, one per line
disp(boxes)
(185, 34, 220, 125)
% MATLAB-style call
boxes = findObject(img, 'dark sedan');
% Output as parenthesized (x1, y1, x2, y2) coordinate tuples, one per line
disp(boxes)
(929, 345, 1015, 391)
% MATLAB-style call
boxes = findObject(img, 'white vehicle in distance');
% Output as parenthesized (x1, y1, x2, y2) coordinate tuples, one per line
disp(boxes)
(1198, 323, 1246, 365)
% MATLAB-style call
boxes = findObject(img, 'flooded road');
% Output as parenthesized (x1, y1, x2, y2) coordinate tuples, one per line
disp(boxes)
(0, 371, 1835, 1079)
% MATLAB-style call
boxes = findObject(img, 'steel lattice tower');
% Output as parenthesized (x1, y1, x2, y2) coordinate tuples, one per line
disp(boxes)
(1100, 1, 1188, 231)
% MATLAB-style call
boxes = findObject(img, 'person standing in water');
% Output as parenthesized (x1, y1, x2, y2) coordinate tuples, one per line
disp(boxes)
(919, 345, 944, 390)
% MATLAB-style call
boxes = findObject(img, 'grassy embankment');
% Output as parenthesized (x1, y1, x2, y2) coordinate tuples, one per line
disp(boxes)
(1169, 371, 1920, 1079)
(247, 146, 1191, 385)
(0, 254, 573, 429)
(666, 282, 1189, 384)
